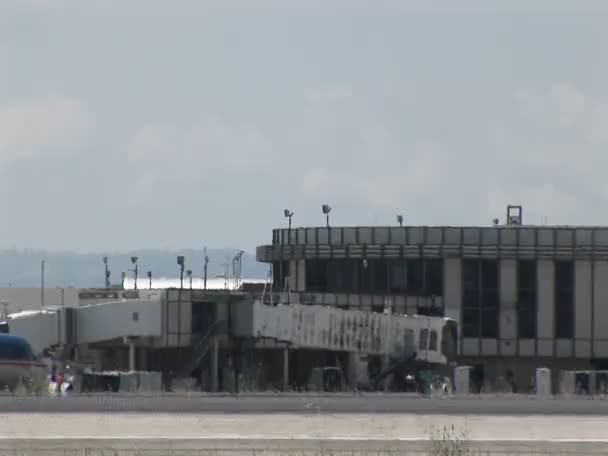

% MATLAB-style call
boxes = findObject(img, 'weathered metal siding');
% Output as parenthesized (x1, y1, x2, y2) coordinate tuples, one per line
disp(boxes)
(251, 301, 447, 364)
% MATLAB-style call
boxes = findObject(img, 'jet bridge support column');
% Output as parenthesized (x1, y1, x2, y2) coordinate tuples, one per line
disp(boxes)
(211, 338, 219, 392)
(123, 336, 137, 372)
(128, 340, 136, 372)
(283, 346, 289, 391)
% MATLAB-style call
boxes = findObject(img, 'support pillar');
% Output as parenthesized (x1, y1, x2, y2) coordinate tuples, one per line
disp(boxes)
(283, 346, 289, 392)
(138, 348, 147, 371)
(211, 338, 219, 392)
(128, 341, 136, 372)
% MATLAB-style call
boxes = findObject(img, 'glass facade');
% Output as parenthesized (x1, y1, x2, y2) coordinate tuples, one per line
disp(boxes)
(555, 260, 574, 339)
(517, 260, 537, 339)
(297, 258, 443, 296)
(462, 259, 499, 338)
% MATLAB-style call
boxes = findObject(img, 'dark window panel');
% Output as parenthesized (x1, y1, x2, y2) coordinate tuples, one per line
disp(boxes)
(555, 289, 574, 339)
(326, 260, 342, 292)
(360, 260, 373, 293)
(272, 261, 282, 292)
(462, 308, 480, 338)
(389, 260, 407, 293)
(463, 288, 480, 309)
(481, 260, 498, 289)
(429, 331, 438, 351)
(518, 306, 537, 339)
(341, 259, 359, 293)
(425, 259, 443, 296)
(518, 260, 537, 290)
(417, 305, 443, 317)
(407, 259, 423, 294)
(305, 259, 329, 292)
(555, 261, 574, 290)
(372, 304, 385, 314)
(372, 259, 389, 293)
(481, 289, 499, 310)
(517, 260, 537, 339)
(555, 260, 574, 339)
(481, 307, 499, 338)
(463, 259, 479, 290)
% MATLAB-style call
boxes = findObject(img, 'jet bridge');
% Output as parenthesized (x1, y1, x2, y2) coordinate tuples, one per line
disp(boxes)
(4, 292, 163, 354)
(240, 300, 455, 366)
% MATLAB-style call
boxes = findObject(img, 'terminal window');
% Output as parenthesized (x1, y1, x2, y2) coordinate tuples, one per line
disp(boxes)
(462, 259, 498, 338)
(517, 260, 537, 339)
(555, 260, 574, 339)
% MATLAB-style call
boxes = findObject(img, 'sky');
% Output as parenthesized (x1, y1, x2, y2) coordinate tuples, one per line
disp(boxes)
(0, 0, 607, 253)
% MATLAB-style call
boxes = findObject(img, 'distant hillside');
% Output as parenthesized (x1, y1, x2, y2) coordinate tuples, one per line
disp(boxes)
(0, 248, 268, 288)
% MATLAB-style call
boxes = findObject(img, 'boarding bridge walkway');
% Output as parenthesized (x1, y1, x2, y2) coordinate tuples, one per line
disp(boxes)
(4, 291, 164, 354)
(240, 300, 451, 365)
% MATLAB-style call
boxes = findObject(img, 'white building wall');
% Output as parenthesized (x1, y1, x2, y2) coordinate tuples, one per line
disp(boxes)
(575, 260, 592, 358)
(499, 259, 517, 356)
(537, 260, 555, 357)
(76, 299, 162, 344)
(593, 261, 608, 357)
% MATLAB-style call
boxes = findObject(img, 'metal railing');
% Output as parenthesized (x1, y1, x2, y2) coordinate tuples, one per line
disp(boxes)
(182, 320, 222, 376)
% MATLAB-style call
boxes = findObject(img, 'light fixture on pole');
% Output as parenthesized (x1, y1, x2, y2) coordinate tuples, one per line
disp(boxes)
(40, 260, 45, 309)
(284, 209, 294, 230)
(177, 255, 185, 289)
(103, 256, 111, 289)
(203, 247, 209, 291)
(147, 271, 152, 290)
(130, 256, 139, 290)
(396, 214, 404, 227)
(322, 204, 332, 228)
(186, 270, 193, 290)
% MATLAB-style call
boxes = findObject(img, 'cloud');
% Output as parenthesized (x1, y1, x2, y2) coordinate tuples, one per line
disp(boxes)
(550, 83, 587, 128)
(299, 168, 330, 196)
(0, 96, 89, 163)
(306, 87, 353, 104)
(588, 102, 608, 145)
(515, 83, 588, 130)
(125, 116, 277, 204)
(126, 117, 275, 171)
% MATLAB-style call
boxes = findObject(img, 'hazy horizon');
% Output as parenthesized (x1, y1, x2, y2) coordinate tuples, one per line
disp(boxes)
(1, 0, 607, 253)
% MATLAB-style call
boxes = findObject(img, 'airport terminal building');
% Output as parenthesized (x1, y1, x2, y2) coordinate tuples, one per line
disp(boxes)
(257, 207, 608, 389)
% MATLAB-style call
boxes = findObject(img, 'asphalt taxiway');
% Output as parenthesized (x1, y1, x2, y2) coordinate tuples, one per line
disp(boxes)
(2, 393, 608, 414)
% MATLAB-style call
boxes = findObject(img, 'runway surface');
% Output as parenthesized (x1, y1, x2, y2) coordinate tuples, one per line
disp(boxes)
(3, 393, 608, 414)
(1, 413, 608, 455)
